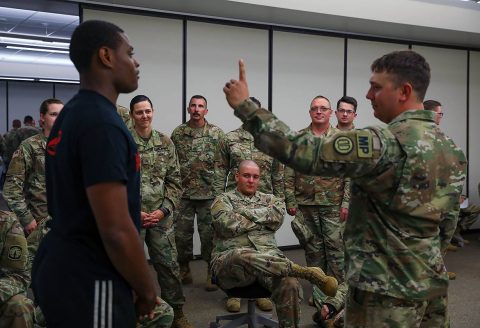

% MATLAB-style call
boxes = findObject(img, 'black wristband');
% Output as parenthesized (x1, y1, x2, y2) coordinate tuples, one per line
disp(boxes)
(160, 207, 170, 217)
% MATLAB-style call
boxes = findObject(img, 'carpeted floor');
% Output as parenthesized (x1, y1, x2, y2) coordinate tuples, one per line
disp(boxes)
(179, 233, 480, 327)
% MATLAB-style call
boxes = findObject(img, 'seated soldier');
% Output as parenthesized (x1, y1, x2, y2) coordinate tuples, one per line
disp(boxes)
(0, 210, 35, 328)
(210, 160, 338, 328)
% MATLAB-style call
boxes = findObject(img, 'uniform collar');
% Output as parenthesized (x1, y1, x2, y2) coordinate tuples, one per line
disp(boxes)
(389, 109, 435, 125)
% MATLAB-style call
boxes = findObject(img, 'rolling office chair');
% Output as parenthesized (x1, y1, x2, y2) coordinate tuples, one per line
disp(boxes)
(210, 281, 279, 328)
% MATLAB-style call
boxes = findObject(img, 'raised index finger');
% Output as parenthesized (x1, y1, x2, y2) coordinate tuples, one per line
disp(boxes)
(239, 59, 246, 82)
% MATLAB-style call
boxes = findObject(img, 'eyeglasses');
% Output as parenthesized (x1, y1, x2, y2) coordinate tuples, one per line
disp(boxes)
(309, 106, 331, 113)
(337, 108, 355, 115)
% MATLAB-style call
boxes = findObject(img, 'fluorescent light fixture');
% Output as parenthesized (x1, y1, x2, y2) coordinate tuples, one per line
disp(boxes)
(0, 36, 69, 50)
(6, 45, 69, 54)
(0, 76, 35, 81)
(39, 79, 79, 84)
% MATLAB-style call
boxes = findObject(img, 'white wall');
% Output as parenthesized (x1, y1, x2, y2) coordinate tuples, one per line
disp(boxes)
(469, 51, 480, 229)
(7, 81, 54, 127)
(412, 45, 468, 155)
(54, 83, 79, 104)
(346, 39, 408, 129)
(272, 31, 344, 131)
(83, 9, 184, 136)
(186, 21, 269, 133)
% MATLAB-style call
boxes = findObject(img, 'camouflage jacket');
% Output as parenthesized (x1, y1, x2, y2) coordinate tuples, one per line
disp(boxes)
(117, 104, 133, 130)
(211, 189, 285, 260)
(132, 129, 182, 215)
(3, 134, 48, 227)
(213, 127, 284, 198)
(171, 120, 224, 200)
(235, 99, 467, 301)
(3, 126, 40, 166)
(0, 210, 30, 290)
(284, 125, 350, 209)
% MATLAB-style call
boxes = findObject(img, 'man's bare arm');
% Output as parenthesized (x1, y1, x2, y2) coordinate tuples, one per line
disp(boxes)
(86, 182, 157, 318)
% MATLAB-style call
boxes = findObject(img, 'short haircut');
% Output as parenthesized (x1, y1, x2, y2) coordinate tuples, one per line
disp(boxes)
(311, 95, 331, 107)
(238, 159, 260, 172)
(69, 20, 124, 73)
(423, 99, 442, 111)
(371, 50, 430, 101)
(249, 97, 261, 108)
(24, 115, 34, 124)
(12, 119, 21, 129)
(40, 98, 63, 116)
(189, 95, 207, 108)
(337, 96, 357, 112)
(130, 95, 153, 112)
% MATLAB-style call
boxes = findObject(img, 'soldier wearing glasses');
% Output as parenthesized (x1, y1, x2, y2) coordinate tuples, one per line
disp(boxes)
(284, 96, 350, 324)
(335, 96, 358, 131)
(423, 99, 443, 126)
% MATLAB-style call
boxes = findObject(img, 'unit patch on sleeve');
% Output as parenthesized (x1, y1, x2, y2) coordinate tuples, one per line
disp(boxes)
(8, 245, 22, 260)
(333, 136, 354, 155)
(356, 131, 373, 158)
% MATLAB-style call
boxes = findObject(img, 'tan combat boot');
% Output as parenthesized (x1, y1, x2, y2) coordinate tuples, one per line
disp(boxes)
(205, 270, 219, 291)
(290, 263, 338, 297)
(226, 297, 241, 312)
(447, 243, 458, 252)
(172, 306, 193, 328)
(448, 271, 457, 280)
(180, 264, 192, 285)
(256, 298, 273, 311)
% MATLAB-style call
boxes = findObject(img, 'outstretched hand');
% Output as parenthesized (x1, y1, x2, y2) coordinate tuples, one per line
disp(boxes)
(223, 59, 250, 109)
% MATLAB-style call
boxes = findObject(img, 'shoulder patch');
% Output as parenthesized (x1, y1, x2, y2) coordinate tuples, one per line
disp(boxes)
(356, 131, 373, 158)
(333, 136, 353, 155)
(8, 245, 23, 260)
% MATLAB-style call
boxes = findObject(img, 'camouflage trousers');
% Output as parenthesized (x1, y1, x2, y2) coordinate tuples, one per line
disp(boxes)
(211, 248, 302, 328)
(175, 199, 214, 266)
(292, 206, 345, 309)
(141, 217, 185, 307)
(344, 287, 448, 328)
(137, 298, 174, 328)
(0, 277, 34, 328)
(452, 204, 480, 245)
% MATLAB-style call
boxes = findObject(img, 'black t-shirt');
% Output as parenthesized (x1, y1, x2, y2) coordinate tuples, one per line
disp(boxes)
(44, 89, 140, 273)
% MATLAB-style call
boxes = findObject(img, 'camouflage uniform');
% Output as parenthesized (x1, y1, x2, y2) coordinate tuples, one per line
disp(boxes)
(234, 99, 467, 327)
(3, 134, 48, 229)
(136, 299, 174, 328)
(284, 125, 350, 312)
(3, 126, 40, 169)
(452, 202, 480, 245)
(132, 129, 183, 312)
(171, 121, 224, 266)
(117, 104, 133, 129)
(213, 126, 284, 197)
(211, 190, 301, 328)
(0, 210, 35, 328)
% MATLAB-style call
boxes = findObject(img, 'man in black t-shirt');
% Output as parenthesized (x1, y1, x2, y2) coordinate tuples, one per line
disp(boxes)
(32, 20, 161, 327)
